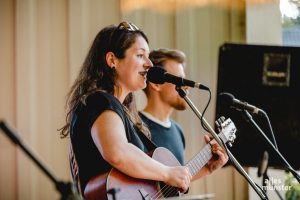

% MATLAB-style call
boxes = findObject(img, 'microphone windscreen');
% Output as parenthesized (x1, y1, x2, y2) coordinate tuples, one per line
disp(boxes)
(219, 92, 235, 107)
(146, 66, 166, 84)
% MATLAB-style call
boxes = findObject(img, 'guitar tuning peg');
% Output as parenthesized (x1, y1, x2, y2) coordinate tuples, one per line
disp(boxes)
(217, 116, 225, 127)
(220, 116, 225, 122)
(215, 120, 220, 128)
(215, 116, 227, 130)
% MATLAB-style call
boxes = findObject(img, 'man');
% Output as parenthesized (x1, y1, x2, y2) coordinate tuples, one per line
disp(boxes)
(140, 48, 228, 195)
(140, 48, 189, 165)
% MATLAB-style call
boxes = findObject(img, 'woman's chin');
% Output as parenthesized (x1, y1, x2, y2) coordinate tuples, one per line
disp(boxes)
(141, 83, 147, 90)
(137, 82, 147, 91)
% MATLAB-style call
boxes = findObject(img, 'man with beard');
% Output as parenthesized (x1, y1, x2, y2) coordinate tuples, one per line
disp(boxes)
(140, 48, 189, 165)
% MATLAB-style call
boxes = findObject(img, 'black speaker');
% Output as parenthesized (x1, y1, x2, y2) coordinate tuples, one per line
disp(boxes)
(216, 43, 300, 169)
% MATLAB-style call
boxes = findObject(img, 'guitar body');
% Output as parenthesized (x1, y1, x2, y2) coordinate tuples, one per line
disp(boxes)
(84, 147, 181, 200)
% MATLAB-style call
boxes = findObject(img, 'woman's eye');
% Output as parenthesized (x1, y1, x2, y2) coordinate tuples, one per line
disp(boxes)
(137, 54, 143, 58)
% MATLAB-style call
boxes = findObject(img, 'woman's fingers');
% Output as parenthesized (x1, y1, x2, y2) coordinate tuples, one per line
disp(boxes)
(165, 166, 191, 193)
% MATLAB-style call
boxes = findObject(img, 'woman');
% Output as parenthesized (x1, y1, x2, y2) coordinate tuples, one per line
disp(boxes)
(61, 22, 228, 199)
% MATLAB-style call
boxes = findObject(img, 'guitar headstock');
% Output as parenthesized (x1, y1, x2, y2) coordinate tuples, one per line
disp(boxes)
(215, 117, 237, 147)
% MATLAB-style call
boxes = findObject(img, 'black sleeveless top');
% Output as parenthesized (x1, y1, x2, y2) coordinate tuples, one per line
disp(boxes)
(70, 91, 149, 192)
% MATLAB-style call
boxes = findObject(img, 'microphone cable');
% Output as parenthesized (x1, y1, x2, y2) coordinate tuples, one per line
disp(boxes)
(259, 110, 278, 150)
(200, 88, 211, 133)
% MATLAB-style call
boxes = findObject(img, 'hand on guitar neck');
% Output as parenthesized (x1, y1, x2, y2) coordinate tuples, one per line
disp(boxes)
(203, 135, 229, 175)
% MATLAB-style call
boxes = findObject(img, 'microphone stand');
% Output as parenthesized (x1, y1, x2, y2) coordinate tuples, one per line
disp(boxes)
(242, 110, 300, 184)
(258, 151, 284, 200)
(175, 87, 268, 200)
(262, 171, 285, 200)
(0, 120, 81, 200)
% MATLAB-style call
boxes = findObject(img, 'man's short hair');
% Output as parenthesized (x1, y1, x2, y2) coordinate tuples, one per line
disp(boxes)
(144, 48, 186, 95)
(149, 48, 186, 68)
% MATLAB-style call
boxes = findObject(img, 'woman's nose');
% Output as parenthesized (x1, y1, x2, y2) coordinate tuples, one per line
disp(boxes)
(182, 86, 189, 95)
(144, 57, 153, 70)
(182, 85, 189, 91)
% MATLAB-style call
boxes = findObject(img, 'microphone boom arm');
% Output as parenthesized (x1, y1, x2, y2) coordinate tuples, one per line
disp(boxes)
(175, 87, 268, 200)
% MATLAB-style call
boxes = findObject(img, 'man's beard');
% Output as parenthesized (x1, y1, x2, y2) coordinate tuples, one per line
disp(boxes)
(172, 99, 188, 110)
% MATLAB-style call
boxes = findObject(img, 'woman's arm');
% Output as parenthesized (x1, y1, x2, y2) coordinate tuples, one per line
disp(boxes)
(91, 110, 191, 192)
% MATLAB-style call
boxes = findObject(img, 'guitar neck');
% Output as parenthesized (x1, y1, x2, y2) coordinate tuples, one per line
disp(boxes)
(185, 133, 225, 176)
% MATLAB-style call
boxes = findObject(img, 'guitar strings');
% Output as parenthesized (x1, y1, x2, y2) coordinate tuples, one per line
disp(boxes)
(153, 152, 209, 199)
(150, 146, 213, 199)
(150, 183, 178, 199)
(151, 121, 230, 199)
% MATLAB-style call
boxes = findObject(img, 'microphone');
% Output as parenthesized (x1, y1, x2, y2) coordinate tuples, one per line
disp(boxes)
(219, 92, 263, 115)
(258, 151, 269, 177)
(146, 66, 209, 90)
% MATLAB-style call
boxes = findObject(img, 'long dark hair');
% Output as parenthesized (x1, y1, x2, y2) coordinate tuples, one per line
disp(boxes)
(60, 23, 150, 138)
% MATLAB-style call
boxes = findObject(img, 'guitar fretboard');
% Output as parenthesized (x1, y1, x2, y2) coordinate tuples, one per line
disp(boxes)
(185, 133, 226, 176)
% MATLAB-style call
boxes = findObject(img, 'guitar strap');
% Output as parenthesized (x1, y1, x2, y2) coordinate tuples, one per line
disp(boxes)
(127, 115, 157, 153)
(137, 129, 158, 153)
(69, 133, 156, 195)
(68, 120, 157, 198)
(69, 142, 83, 197)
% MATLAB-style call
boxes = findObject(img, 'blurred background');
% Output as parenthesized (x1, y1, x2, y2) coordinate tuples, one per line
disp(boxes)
(1, 0, 299, 199)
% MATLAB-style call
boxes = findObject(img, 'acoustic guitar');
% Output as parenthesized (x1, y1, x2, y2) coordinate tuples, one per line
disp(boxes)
(84, 118, 236, 200)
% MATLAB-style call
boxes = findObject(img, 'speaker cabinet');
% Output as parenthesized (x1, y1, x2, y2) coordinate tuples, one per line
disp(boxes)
(216, 43, 300, 169)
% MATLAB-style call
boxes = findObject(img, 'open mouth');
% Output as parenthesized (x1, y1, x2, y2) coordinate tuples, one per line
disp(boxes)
(138, 71, 147, 77)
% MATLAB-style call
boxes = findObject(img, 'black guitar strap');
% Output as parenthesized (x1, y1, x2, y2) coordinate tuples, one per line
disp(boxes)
(69, 142, 83, 197)
(137, 129, 157, 153)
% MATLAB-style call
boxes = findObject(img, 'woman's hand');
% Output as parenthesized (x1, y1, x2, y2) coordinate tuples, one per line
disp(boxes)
(163, 166, 192, 193)
(204, 135, 228, 174)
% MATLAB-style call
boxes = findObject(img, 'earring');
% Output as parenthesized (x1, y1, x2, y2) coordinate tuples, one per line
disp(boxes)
(111, 66, 116, 74)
